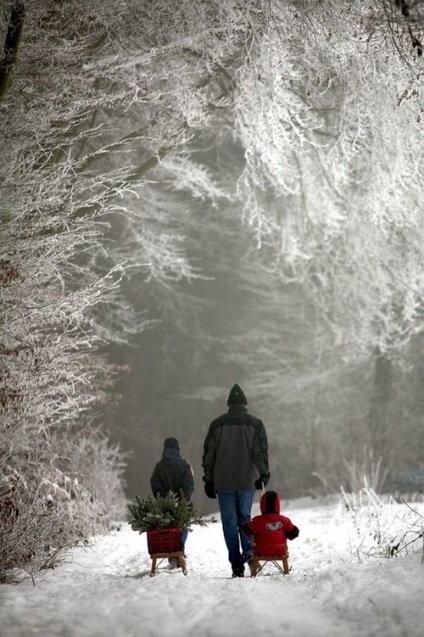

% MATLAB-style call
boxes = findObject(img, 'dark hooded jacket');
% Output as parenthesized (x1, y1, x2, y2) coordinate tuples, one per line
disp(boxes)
(202, 385, 269, 491)
(150, 439, 194, 499)
(242, 490, 299, 556)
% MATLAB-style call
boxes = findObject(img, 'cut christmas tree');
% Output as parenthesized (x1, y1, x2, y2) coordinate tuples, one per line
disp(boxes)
(128, 490, 207, 534)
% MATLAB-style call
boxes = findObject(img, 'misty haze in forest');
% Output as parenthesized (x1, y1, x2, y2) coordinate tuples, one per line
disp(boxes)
(2, 0, 424, 579)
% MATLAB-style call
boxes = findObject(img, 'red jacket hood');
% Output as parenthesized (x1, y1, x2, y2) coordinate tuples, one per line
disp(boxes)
(260, 490, 281, 514)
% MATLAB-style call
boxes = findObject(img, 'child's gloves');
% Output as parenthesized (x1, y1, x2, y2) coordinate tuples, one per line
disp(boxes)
(286, 525, 299, 540)
(254, 472, 270, 489)
(204, 481, 217, 499)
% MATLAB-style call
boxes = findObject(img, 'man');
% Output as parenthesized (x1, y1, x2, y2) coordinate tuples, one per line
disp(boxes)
(202, 384, 270, 577)
(150, 437, 194, 564)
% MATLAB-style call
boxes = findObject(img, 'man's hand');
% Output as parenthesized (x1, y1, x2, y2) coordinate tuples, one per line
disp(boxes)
(204, 481, 217, 499)
(254, 473, 270, 490)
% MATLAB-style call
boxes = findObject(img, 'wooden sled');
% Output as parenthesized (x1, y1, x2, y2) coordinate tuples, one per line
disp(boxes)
(250, 551, 290, 577)
(149, 551, 187, 577)
(147, 527, 188, 577)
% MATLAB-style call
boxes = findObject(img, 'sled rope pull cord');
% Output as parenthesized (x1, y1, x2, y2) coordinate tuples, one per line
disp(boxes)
(255, 480, 266, 504)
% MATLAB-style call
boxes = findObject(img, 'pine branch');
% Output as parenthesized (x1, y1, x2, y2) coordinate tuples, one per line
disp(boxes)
(128, 491, 208, 534)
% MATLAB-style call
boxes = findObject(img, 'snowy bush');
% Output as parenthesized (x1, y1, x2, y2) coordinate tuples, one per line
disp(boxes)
(343, 447, 389, 495)
(341, 484, 424, 561)
(0, 423, 130, 583)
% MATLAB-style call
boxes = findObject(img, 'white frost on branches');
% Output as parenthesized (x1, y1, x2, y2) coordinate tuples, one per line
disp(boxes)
(233, 1, 424, 357)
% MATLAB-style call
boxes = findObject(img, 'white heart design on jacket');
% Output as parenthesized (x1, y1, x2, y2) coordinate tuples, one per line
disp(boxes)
(265, 521, 283, 531)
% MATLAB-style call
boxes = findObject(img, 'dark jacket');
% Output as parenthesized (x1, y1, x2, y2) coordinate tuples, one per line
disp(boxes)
(202, 403, 269, 491)
(150, 448, 194, 499)
(242, 490, 299, 556)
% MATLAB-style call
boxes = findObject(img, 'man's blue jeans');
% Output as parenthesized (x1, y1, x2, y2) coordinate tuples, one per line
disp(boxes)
(217, 489, 255, 568)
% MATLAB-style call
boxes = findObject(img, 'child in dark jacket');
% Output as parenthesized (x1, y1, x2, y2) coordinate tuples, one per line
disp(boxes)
(150, 437, 194, 563)
(242, 490, 299, 557)
(150, 437, 194, 501)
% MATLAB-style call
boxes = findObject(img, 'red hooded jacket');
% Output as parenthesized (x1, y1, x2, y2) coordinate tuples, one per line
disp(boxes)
(242, 490, 299, 556)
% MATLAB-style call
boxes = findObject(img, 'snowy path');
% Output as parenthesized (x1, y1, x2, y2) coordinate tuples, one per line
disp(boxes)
(1, 499, 424, 637)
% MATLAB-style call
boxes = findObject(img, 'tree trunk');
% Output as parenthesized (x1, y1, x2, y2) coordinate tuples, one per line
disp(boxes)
(0, 0, 25, 101)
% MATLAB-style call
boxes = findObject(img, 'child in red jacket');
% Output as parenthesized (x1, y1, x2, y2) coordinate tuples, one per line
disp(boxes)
(242, 490, 299, 557)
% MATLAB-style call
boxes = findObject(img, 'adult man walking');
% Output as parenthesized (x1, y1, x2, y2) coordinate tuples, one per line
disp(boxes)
(202, 384, 270, 577)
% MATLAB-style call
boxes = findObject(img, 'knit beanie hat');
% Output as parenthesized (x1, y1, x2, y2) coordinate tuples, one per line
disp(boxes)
(164, 437, 180, 451)
(227, 383, 247, 406)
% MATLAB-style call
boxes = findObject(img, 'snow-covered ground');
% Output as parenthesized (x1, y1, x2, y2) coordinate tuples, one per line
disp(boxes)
(1, 495, 424, 637)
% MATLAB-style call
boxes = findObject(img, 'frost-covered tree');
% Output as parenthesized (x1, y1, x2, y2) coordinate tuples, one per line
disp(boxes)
(97, 0, 424, 365)
(233, 0, 424, 359)
(0, 0, 206, 579)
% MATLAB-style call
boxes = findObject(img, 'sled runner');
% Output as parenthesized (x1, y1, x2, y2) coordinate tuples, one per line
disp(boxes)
(249, 550, 290, 577)
(147, 527, 187, 576)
